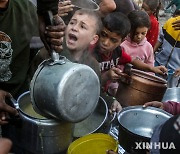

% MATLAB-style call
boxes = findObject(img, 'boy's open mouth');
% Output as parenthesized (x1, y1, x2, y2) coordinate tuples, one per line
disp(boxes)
(68, 33, 78, 42)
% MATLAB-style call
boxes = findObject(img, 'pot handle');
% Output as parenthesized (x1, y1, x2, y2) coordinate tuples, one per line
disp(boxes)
(9, 97, 20, 110)
(109, 112, 117, 123)
(44, 11, 65, 63)
(124, 63, 133, 75)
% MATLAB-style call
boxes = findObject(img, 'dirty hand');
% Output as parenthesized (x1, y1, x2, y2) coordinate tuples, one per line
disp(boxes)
(109, 99, 122, 114)
(38, 14, 66, 54)
(107, 67, 123, 81)
(0, 138, 12, 154)
(58, 0, 74, 17)
(0, 90, 18, 125)
(152, 65, 167, 75)
(172, 19, 180, 31)
(143, 101, 164, 110)
(174, 68, 180, 77)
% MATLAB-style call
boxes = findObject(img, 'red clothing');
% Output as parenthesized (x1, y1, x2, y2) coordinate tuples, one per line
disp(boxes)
(146, 14, 159, 48)
(163, 101, 180, 115)
(94, 46, 132, 92)
(94, 46, 132, 72)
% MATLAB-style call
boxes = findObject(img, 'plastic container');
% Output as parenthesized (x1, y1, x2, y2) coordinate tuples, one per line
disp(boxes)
(67, 133, 118, 154)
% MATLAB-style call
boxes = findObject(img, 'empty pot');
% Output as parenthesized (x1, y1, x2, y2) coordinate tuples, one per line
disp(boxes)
(30, 56, 100, 122)
(118, 106, 172, 154)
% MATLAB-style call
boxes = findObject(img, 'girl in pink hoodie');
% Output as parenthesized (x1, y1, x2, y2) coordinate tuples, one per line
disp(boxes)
(121, 10, 154, 68)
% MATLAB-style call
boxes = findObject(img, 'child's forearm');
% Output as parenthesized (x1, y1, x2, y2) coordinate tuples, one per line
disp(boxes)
(101, 71, 110, 86)
(131, 59, 152, 72)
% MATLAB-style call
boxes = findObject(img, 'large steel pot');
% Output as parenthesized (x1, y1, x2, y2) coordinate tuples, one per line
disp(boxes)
(162, 87, 180, 102)
(10, 91, 74, 154)
(73, 96, 114, 138)
(116, 69, 167, 107)
(30, 55, 100, 122)
(118, 106, 172, 154)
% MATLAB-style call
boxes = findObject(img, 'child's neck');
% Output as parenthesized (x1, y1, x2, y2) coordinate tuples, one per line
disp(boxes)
(70, 49, 84, 62)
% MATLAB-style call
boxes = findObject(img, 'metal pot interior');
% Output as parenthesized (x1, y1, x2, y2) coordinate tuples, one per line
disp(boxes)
(73, 96, 108, 138)
(71, 0, 99, 10)
(118, 106, 172, 138)
(17, 91, 47, 119)
(162, 87, 180, 102)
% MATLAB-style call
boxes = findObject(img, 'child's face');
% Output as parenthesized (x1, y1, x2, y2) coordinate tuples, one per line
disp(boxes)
(98, 27, 122, 55)
(132, 27, 148, 44)
(65, 12, 98, 52)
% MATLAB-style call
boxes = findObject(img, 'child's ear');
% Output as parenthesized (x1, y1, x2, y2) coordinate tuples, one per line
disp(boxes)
(90, 35, 99, 45)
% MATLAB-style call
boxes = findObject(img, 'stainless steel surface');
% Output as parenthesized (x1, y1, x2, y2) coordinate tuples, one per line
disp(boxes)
(15, 91, 74, 154)
(73, 96, 109, 138)
(71, 0, 99, 10)
(118, 106, 172, 138)
(30, 58, 100, 122)
(162, 87, 180, 102)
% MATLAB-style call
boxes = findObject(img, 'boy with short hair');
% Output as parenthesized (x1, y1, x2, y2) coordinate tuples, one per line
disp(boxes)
(64, 9, 122, 112)
(31, 9, 122, 113)
(93, 12, 167, 96)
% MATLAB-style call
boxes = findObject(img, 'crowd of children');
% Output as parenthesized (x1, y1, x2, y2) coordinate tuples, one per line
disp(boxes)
(0, 0, 180, 153)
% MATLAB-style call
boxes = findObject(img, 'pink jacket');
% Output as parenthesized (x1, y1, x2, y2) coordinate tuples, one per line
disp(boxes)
(163, 101, 180, 115)
(121, 36, 154, 66)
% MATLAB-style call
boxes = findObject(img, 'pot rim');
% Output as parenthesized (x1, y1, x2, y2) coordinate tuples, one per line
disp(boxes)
(72, 0, 100, 11)
(17, 91, 56, 122)
(73, 96, 109, 138)
(117, 105, 172, 138)
(131, 69, 167, 84)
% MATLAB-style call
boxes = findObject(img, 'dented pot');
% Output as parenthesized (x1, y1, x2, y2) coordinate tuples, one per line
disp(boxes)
(30, 55, 100, 122)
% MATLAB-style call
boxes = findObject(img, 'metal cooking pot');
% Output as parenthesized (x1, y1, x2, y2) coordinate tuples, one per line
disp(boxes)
(73, 96, 114, 138)
(116, 68, 167, 107)
(162, 87, 180, 102)
(62, 0, 99, 24)
(9, 91, 74, 154)
(118, 106, 172, 154)
(30, 55, 100, 122)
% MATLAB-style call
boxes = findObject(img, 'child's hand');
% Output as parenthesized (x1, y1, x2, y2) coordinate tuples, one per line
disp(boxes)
(58, 0, 74, 17)
(172, 19, 180, 31)
(174, 68, 180, 77)
(143, 101, 164, 110)
(109, 99, 122, 113)
(108, 67, 122, 80)
(152, 66, 167, 75)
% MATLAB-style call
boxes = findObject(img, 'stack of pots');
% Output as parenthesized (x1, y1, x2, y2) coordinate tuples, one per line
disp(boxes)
(9, 54, 100, 153)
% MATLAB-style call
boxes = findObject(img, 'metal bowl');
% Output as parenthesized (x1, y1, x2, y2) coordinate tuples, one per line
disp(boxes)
(118, 106, 172, 138)
(162, 87, 180, 102)
(118, 106, 172, 153)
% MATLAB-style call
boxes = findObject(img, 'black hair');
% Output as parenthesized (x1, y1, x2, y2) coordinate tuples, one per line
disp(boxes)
(102, 12, 131, 39)
(75, 9, 103, 35)
(143, 0, 161, 19)
(128, 10, 150, 40)
(143, 0, 159, 12)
